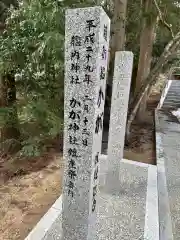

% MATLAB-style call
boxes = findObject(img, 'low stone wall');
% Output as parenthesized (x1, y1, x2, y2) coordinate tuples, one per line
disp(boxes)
(155, 110, 173, 240)
(25, 156, 159, 240)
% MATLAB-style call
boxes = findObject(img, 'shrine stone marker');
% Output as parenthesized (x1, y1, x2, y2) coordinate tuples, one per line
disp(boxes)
(62, 7, 110, 240)
(105, 51, 133, 190)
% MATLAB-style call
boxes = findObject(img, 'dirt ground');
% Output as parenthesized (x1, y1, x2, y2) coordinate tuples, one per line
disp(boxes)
(0, 94, 160, 240)
(124, 93, 160, 165)
(0, 153, 64, 240)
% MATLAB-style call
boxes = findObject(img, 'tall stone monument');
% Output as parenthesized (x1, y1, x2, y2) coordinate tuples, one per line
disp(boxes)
(62, 7, 110, 240)
(105, 51, 133, 190)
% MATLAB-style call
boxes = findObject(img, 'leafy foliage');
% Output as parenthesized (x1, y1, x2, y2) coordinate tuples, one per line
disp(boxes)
(0, 0, 102, 156)
(0, 0, 180, 156)
(0, 0, 66, 155)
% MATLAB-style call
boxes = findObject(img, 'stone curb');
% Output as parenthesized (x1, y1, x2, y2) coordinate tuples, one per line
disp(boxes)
(155, 110, 173, 240)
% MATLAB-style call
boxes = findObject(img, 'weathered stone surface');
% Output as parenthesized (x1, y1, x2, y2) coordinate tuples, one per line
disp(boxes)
(25, 158, 160, 240)
(105, 51, 133, 190)
(62, 7, 110, 240)
(43, 160, 149, 240)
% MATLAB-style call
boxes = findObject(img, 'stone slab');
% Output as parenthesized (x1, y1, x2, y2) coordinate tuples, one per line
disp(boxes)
(144, 165, 159, 240)
(97, 161, 148, 240)
(34, 159, 159, 240)
(25, 156, 160, 240)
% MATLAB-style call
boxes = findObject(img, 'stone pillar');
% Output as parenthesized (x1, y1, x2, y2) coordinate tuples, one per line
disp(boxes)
(105, 51, 133, 191)
(62, 7, 110, 240)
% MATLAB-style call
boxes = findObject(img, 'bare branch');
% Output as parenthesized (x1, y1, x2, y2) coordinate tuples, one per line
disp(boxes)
(153, 0, 174, 38)
(126, 31, 180, 140)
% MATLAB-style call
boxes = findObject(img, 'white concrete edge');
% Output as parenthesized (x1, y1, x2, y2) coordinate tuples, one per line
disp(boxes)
(157, 80, 172, 109)
(25, 195, 62, 240)
(121, 158, 150, 168)
(144, 165, 159, 240)
(100, 154, 151, 168)
(155, 110, 174, 240)
(99, 154, 151, 187)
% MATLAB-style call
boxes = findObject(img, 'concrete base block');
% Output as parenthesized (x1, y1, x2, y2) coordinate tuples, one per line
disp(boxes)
(25, 157, 159, 240)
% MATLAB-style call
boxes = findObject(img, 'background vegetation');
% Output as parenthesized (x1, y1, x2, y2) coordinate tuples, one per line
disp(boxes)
(0, 0, 180, 156)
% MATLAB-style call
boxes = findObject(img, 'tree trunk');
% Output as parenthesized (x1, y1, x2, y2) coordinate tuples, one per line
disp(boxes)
(0, 73, 20, 153)
(126, 31, 180, 140)
(135, 0, 157, 122)
(108, 0, 128, 84)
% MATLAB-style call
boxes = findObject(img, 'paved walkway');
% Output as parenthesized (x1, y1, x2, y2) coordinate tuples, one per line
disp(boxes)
(156, 110, 180, 240)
